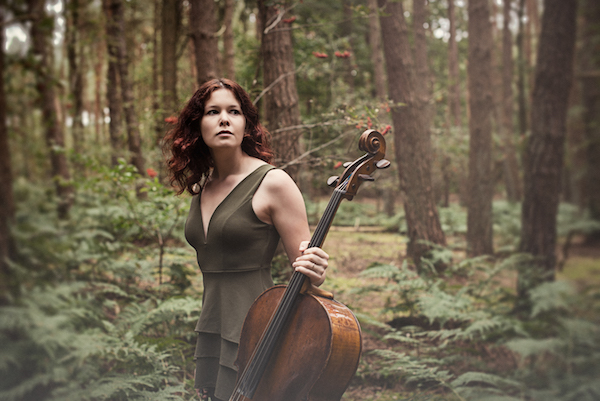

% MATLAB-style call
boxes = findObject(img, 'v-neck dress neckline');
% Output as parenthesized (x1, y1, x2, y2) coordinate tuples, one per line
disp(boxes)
(184, 163, 279, 273)
(199, 164, 268, 242)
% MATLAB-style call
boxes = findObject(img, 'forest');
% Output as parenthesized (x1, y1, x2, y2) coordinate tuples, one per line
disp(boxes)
(0, 0, 599, 400)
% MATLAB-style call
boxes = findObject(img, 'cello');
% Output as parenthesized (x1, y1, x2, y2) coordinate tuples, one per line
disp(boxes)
(229, 129, 390, 401)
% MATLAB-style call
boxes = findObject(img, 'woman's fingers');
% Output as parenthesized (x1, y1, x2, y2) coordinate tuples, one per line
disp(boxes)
(293, 246, 329, 286)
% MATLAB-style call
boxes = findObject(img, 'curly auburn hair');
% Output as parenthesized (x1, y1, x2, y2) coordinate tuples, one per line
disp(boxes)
(163, 79, 273, 195)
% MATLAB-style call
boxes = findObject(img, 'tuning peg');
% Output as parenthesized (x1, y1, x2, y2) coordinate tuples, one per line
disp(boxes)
(343, 161, 353, 168)
(358, 174, 375, 182)
(327, 176, 339, 187)
(376, 159, 391, 169)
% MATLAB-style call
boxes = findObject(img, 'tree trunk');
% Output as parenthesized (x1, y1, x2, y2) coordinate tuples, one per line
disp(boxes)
(153, 0, 163, 146)
(66, 0, 85, 157)
(0, 9, 18, 302)
(377, 0, 446, 267)
(526, 0, 539, 95)
(104, 0, 123, 166)
(466, 0, 494, 256)
(413, 0, 430, 98)
(447, 0, 461, 127)
(518, 0, 578, 306)
(93, 39, 104, 143)
(163, 0, 181, 111)
(501, 0, 522, 202)
(579, 0, 600, 226)
(259, 0, 302, 181)
(367, 0, 386, 101)
(223, 0, 236, 80)
(109, 0, 146, 176)
(29, 0, 74, 219)
(190, 0, 218, 85)
(516, 0, 528, 138)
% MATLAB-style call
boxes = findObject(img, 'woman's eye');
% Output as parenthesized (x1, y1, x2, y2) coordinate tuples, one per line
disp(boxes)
(230, 109, 241, 115)
(206, 110, 218, 115)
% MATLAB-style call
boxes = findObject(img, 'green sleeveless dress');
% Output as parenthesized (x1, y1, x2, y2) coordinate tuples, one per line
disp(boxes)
(184, 164, 280, 400)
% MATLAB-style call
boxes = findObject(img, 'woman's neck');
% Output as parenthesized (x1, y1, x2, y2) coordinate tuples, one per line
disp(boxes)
(210, 149, 252, 180)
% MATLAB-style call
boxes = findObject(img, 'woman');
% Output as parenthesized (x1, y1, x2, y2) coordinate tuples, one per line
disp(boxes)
(164, 78, 329, 401)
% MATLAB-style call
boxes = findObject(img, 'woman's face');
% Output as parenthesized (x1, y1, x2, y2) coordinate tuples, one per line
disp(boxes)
(200, 89, 247, 151)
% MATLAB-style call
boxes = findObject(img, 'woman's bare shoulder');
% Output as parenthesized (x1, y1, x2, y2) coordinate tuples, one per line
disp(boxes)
(262, 168, 299, 194)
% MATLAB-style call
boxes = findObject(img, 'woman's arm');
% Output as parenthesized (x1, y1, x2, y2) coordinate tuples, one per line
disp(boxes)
(253, 169, 329, 286)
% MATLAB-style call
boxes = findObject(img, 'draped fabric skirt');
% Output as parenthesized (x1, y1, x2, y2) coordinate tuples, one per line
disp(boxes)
(194, 332, 239, 400)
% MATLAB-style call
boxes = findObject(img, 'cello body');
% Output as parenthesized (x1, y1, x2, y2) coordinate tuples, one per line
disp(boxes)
(235, 285, 362, 401)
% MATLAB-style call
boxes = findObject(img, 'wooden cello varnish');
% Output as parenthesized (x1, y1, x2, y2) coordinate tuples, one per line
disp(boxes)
(235, 285, 362, 401)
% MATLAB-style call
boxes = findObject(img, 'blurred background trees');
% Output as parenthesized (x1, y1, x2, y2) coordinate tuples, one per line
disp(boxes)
(1, 0, 599, 399)
(2, 0, 598, 309)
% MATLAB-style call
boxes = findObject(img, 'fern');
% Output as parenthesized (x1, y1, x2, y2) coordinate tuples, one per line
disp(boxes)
(451, 371, 525, 397)
(529, 281, 575, 318)
(0, 283, 195, 401)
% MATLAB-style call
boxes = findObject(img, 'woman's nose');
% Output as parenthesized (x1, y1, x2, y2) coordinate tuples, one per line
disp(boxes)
(219, 112, 230, 126)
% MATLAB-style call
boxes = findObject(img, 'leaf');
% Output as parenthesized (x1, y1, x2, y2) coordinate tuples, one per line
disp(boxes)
(451, 371, 523, 391)
(505, 338, 566, 359)
(529, 281, 575, 317)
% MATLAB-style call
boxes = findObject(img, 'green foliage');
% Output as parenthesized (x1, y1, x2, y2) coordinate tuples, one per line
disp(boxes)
(357, 253, 600, 401)
(2, 164, 200, 400)
(0, 282, 197, 401)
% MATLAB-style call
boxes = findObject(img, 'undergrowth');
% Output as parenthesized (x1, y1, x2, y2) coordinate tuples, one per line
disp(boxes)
(2, 161, 599, 400)
(354, 255, 600, 401)
(1, 161, 199, 400)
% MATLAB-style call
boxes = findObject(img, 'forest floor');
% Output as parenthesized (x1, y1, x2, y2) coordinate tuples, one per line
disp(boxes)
(317, 227, 600, 401)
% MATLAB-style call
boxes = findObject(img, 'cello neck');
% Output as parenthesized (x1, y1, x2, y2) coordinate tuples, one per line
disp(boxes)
(308, 186, 346, 249)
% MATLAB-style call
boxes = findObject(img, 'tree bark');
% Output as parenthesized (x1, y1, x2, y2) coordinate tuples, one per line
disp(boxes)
(466, 0, 494, 256)
(518, 0, 578, 304)
(29, 0, 74, 219)
(259, 0, 303, 181)
(413, 0, 430, 99)
(516, 0, 528, 138)
(104, 0, 123, 166)
(163, 0, 181, 110)
(66, 0, 84, 137)
(0, 8, 18, 302)
(447, 0, 461, 127)
(93, 38, 105, 143)
(66, 0, 85, 157)
(501, 0, 522, 202)
(377, 0, 446, 267)
(109, 0, 146, 176)
(579, 0, 600, 225)
(367, 0, 386, 101)
(190, 0, 218, 85)
(223, 0, 236, 80)
(153, 0, 163, 146)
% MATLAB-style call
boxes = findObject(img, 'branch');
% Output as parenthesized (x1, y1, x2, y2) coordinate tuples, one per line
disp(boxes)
(263, 2, 299, 35)
(270, 119, 350, 136)
(278, 129, 356, 170)
(252, 70, 296, 105)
